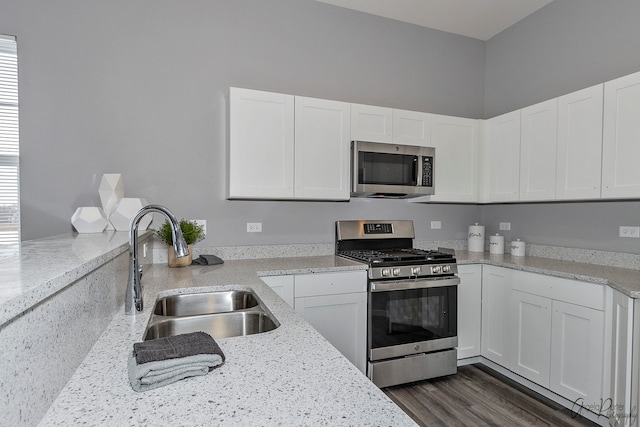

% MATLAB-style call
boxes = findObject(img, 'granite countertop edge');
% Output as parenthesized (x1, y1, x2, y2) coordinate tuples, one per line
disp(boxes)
(35, 246, 640, 425)
(455, 251, 640, 298)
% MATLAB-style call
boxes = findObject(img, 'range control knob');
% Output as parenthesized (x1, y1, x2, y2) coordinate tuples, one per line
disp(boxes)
(431, 265, 442, 274)
(442, 265, 451, 273)
(381, 268, 391, 277)
(392, 268, 401, 276)
(411, 266, 421, 276)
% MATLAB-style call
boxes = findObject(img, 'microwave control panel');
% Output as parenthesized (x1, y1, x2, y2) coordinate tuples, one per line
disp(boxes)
(422, 156, 433, 187)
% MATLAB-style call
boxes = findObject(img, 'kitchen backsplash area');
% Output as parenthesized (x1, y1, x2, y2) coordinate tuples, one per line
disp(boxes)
(149, 237, 640, 270)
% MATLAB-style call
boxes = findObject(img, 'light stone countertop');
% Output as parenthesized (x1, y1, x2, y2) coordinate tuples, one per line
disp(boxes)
(455, 251, 640, 298)
(0, 232, 137, 326)
(3, 231, 638, 426)
(38, 256, 418, 427)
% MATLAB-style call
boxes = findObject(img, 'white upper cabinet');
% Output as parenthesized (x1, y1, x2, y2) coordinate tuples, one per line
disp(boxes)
(350, 104, 393, 143)
(484, 110, 521, 202)
(294, 97, 350, 200)
(228, 88, 350, 200)
(392, 109, 431, 146)
(429, 114, 480, 202)
(228, 88, 295, 199)
(602, 71, 640, 199)
(556, 84, 604, 200)
(519, 98, 558, 201)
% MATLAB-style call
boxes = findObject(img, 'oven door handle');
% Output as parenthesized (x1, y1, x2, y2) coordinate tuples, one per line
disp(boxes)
(370, 276, 460, 292)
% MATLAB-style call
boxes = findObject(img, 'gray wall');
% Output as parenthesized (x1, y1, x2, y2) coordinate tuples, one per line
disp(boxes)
(483, 0, 640, 254)
(482, 201, 640, 254)
(1, 0, 484, 245)
(3, 0, 640, 254)
(484, 0, 640, 118)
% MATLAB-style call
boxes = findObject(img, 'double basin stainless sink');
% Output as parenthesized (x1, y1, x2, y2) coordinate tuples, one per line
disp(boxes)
(143, 289, 279, 340)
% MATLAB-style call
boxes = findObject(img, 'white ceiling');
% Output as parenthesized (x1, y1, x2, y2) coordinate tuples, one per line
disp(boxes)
(313, 0, 554, 41)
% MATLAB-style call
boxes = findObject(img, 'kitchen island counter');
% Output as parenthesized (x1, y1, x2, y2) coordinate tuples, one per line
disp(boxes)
(38, 256, 416, 427)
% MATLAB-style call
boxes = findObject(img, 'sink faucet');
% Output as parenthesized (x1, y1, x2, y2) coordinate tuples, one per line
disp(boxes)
(126, 204, 189, 315)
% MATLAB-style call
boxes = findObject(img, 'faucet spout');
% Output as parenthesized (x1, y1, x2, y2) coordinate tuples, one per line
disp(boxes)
(125, 204, 189, 315)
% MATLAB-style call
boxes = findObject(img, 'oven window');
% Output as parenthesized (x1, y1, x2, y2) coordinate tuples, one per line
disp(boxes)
(358, 151, 418, 186)
(369, 286, 457, 350)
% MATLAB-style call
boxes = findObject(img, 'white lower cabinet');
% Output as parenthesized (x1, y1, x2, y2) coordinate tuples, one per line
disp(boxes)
(510, 290, 552, 387)
(261, 271, 367, 374)
(295, 291, 367, 373)
(482, 266, 611, 419)
(550, 300, 604, 403)
(481, 266, 513, 366)
(607, 289, 634, 427)
(457, 264, 482, 359)
(260, 275, 295, 307)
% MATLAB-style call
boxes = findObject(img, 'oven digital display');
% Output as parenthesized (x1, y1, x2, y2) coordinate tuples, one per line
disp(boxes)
(363, 223, 393, 234)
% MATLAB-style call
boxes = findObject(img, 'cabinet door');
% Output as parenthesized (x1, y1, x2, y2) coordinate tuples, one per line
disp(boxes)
(481, 266, 512, 366)
(260, 275, 294, 307)
(294, 97, 350, 200)
(550, 300, 604, 403)
(520, 98, 558, 201)
(484, 110, 521, 202)
(457, 265, 482, 359)
(556, 84, 604, 200)
(392, 109, 431, 146)
(228, 88, 294, 199)
(510, 290, 552, 387)
(607, 290, 633, 427)
(602, 71, 640, 198)
(295, 292, 367, 374)
(429, 115, 480, 202)
(351, 104, 393, 143)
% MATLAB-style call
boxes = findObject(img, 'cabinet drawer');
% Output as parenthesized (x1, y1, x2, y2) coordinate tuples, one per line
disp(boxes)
(512, 270, 604, 310)
(294, 271, 367, 297)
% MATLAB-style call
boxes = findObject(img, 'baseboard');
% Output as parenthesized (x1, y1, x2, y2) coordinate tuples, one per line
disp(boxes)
(462, 357, 610, 426)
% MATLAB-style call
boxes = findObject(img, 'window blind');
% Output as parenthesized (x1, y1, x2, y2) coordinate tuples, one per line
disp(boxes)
(0, 35, 19, 245)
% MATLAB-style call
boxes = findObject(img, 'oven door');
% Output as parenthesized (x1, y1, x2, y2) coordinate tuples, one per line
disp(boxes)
(368, 277, 458, 361)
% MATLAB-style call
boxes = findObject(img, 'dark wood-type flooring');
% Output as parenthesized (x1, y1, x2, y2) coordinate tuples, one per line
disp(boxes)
(384, 364, 600, 426)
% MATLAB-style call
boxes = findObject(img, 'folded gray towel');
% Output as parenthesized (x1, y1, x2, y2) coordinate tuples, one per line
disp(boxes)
(128, 352, 223, 392)
(191, 255, 224, 265)
(133, 331, 225, 364)
(128, 332, 226, 392)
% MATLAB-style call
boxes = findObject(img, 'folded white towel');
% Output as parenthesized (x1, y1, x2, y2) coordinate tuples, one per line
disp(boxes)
(128, 352, 223, 392)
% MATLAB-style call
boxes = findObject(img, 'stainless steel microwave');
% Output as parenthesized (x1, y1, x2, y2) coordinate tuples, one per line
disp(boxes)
(350, 141, 435, 198)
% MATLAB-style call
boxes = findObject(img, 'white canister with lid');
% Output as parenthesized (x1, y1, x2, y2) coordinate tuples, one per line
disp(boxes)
(467, 223, 485, 252)
(489, 234, 504, 255)
(511, 239, 526, 257)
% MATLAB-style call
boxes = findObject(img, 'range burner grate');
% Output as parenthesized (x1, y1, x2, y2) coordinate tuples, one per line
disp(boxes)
(339, 248, 454, 265)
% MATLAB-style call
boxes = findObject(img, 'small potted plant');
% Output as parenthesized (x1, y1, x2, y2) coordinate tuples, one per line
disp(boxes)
(155, 219, 205, 267)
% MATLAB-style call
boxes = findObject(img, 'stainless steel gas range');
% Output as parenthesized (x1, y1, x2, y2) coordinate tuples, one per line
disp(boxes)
(335, 220, 459, 388)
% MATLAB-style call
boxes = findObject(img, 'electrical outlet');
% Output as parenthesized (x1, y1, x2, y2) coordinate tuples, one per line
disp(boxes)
(430, 221, 442, 230)
(499, 222, 511, 231)
(247, 222, 262, 233)
(619, 226, 640, 238)
(193, 219, 206, 235)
